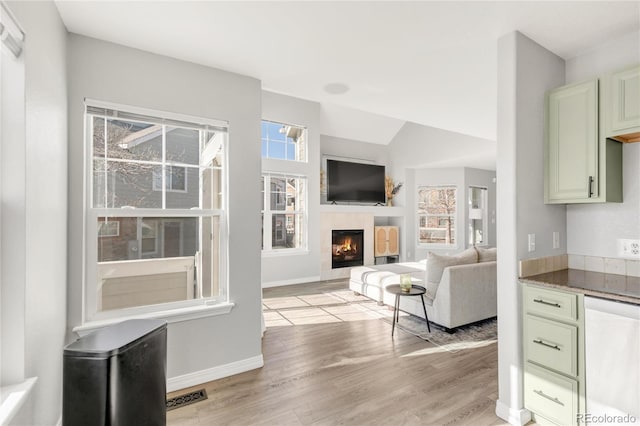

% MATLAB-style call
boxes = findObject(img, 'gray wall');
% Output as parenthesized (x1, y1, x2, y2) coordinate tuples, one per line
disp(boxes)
(565, 30, 640, 258)
(4, 2, 68, 424)
(321, 135, 390, 166)
(261, 91, 322, 286)
(495, 31, 566, 424)
(67, 34, 263, 380)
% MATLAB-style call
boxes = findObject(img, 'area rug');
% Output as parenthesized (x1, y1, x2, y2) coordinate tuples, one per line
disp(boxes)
(383, 315, 497, 353)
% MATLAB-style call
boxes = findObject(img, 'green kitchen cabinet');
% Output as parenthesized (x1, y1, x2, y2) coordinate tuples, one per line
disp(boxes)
(545, 78, 623, 204)
(522, 283, 585, 426)
(603, 64, 640, 141)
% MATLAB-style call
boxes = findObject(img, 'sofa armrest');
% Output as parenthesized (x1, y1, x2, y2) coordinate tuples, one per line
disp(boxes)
(433, 261, 497, 328)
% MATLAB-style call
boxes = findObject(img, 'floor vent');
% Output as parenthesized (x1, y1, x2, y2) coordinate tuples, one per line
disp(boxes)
(166, 388, 208, 411)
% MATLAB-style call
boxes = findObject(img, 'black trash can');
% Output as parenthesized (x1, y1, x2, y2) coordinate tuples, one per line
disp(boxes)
(62, 319, 167, 426)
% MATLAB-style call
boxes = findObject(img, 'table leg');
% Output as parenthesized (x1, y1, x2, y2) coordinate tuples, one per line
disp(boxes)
(392, 295, 399, 337)
(420, 295, 431, 333)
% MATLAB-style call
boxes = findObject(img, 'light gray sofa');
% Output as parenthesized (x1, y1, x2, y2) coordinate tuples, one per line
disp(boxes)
(349, 251, 497, 330)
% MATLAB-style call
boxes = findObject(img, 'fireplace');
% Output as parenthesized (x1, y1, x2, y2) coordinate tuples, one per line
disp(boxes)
(332, 229, 364, 269)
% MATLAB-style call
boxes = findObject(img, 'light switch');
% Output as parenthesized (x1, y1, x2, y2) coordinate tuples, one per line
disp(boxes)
(553, 232, 560, 249)
(528, 234, 536, 252)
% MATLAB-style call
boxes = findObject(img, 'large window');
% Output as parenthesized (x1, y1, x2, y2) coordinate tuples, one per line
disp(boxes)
(418, 186, 457, 246)
(261, 120, 306, 161)
(85, 102, 227, 321)
(261, 174, 307, 252)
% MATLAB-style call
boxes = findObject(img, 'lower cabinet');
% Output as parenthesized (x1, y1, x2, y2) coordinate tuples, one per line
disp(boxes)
(522, 282, 585, 425)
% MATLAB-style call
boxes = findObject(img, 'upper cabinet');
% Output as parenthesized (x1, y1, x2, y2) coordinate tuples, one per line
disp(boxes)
(544, 65, 638, 204)
(603, 64, 640, 142)
(545, 80, 599, 203)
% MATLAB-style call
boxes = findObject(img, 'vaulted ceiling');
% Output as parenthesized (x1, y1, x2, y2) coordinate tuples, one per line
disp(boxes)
(55, 1, 639, 146)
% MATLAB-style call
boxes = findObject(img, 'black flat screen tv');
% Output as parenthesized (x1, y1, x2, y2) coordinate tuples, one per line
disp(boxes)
(326, 159, 385, 204)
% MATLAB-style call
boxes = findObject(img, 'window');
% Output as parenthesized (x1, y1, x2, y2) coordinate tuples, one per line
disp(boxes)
(85, 101, 227, 321)
(153, 165, 187, 192)
(261, 120, 306, 162)
(261, 174, 307, 251)
(417, 186, 457, 246)
(468, 186, 488, 246)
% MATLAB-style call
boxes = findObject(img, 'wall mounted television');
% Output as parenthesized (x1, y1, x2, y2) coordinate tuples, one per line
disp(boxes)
(326, 159, 386, 204)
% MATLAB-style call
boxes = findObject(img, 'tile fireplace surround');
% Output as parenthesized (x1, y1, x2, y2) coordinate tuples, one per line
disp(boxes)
(320, 213, 374, 280)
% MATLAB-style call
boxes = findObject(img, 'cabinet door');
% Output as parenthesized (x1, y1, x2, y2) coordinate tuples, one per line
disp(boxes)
(374, 226, 399, 257)
(545, 80, 599, 203)
(609, 65, 640, 135)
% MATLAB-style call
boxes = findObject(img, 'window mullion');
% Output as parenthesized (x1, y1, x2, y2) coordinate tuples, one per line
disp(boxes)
(162, 124, 167, 208)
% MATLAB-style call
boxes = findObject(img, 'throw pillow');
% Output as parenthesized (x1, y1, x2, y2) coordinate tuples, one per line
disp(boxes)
(425, 247, 478, 299)
(475, 246, 497, 262)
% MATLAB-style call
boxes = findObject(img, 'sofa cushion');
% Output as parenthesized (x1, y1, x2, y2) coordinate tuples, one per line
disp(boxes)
(426, 248, 478, 299)
(475, 246, 497, 262)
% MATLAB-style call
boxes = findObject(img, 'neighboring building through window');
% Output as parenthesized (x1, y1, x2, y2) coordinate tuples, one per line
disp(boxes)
(418, 186, 457, 246)
(85, 102, 228, 321)
(261, 120, 306, 161)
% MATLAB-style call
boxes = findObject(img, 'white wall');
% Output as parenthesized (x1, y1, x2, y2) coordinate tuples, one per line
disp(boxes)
(67, 34, 263, 382)
(261, 91, 322, 286)
(3, 1, 68, 424)
(565, 30, 640, 258)
(495, 31, 566, 425)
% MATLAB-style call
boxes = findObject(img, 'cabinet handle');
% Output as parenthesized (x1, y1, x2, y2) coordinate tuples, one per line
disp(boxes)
(534, 389, 564, 406)
(588, 176, 594, 198)
(533, 339, 561, 351)
(533, 299, 561, 308)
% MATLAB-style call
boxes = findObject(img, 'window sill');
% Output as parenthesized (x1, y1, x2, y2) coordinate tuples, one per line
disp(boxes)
(262, 249, 310, 257)
(0, 377, 37, 425)
(73, 302, 235, 337)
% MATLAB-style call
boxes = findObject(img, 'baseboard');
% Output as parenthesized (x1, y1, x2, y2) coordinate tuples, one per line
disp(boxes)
(261, 276, 321, 288)
(167, 355, 264, 393)
(495, 399, 531, 425)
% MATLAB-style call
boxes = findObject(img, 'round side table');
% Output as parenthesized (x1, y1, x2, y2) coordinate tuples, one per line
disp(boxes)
(385, 284, 431, 336)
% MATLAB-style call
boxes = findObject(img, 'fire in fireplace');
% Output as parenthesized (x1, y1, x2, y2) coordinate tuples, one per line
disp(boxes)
(332, 229, 364, 269)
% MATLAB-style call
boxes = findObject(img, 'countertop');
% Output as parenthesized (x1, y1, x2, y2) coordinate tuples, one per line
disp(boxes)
(520, 268, 640, 305)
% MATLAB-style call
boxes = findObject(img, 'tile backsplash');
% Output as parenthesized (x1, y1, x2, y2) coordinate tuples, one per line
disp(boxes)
(569, 254, 640, 277)
(519, 254, 640, 278)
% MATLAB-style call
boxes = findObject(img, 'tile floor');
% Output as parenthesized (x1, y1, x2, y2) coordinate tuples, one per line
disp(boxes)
(262, 289, 407, 327)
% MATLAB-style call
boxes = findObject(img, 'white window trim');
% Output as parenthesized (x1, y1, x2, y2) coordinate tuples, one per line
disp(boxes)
(83, 100, 229, 324)
(417, 184, 458, 248)
(261, 172, 308, 254)
(73, 302, 235, 337)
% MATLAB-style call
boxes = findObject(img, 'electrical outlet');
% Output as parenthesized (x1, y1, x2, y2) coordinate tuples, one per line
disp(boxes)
(528, 234, 536, 252)
(618, 239, 640, 259)
(553, 231, 560, 249)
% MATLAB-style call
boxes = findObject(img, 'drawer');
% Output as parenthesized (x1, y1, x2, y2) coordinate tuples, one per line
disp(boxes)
(525, 362, 578, 426)
(525, 285, 578, 322)
(525, 314, 578, 377)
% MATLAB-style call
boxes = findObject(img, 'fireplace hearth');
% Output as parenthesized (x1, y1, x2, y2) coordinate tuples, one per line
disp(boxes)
(332, 229, 364, 269)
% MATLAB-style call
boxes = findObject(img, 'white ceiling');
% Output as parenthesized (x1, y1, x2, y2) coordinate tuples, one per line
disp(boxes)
(55, 1, 639, 147)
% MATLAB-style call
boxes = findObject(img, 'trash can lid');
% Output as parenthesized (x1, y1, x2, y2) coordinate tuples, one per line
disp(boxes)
(64, 319, 167, 358)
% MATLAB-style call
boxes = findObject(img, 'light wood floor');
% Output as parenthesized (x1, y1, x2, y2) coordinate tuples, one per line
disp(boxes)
(167, 281, 506, 425)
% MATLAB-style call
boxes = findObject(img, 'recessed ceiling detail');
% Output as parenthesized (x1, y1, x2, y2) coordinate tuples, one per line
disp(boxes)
(323, 83, 350, 95)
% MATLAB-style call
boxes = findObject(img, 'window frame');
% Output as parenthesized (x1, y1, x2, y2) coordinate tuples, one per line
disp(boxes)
(261, 172, 308, 255)
(83, 99, 230, 324)
(417, 185, 458, 248)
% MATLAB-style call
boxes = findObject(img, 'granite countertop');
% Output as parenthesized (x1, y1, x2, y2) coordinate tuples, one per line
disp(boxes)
(520, 268, 640, 305)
